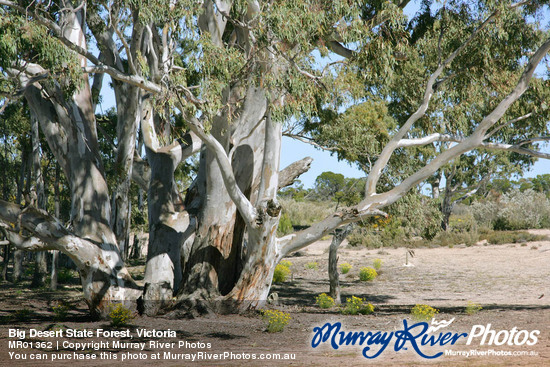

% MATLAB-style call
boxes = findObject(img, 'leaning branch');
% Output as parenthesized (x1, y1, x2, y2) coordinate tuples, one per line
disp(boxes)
(84, 66, 161, 93)
(0, 226, 54, 251)
(0, 200, 113, 271)
(365, 7, 500, 195)
(285, 133, 339, 152)
(396, 133, 460, 148)
(369, 35, 550, 212)
(481, 142, 550, 160)
(278, 208, 387, 256)
(485, 112, 533, 138)
(278, 157, 313, 189)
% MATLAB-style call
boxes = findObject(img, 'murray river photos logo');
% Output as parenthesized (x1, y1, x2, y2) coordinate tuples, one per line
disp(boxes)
(311, 318, 540, 359)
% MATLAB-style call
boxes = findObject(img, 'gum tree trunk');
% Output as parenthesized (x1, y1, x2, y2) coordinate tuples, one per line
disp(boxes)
(0, 5, 143, 316)
(176, 88, 269, 308)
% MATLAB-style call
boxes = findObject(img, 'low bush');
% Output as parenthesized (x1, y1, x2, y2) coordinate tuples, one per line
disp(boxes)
(277, 212, 293, 236)
(57, 268, 77, 284)
(272, 264, 291, 283)
(465, 301, 482, 315)
(14, 308, 34, 321)
(315, 293, 335, 309)
(279, 199, 335, 227)
(261, 309, 291, 333)
(427, 230, 480, 247)
(411, 304, 438, 321)
(449, 213, 477, 233)
(372, 259, 382, 271)
(359, 267, 377, 281)
(480, 230, 547, 245)
(339, 262, 352, 274)
(347, 229, 383, 248)
(471, 189, 550, 230)
(279, 260, 293, 268)
(305, 262, 319, 270)
(341, 296, 375, 315)
(108, 303, 134, 327)
(52, 303, 70, 321)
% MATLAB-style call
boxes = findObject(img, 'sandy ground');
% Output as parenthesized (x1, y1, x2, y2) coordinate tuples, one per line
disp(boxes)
(291, 230, 550, 307)
(0, 230, 549, 366)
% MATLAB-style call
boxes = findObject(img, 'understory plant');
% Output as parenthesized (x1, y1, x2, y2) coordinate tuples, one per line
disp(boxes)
(315, 293, 335, 309)
(465, 301, 483, 315)
(359, 267, 377, 281)
(108, 303, 134, 327)
(52, 302, 70, 321)
(341, 296, 375, 315)
(340, 262, 352, 274)
(261, 309, 291, 333)
(305, 261, 319, 270)
(273, 261, 292, 283)
(411, 304, 438, 321)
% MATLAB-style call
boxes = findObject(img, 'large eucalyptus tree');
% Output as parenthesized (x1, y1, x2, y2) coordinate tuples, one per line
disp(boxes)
(1, 0, 550, 317)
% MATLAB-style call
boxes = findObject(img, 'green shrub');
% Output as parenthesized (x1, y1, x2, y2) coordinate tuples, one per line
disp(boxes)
(261, 309, 290, 332)
(347, 229, 383, 248)
(315, 293, 335, 309)
(108, 304, 134, 327)
(359, 267, 377, 281)
(372, 259, 382, 271)
(465, 301, 482, 315)
(277, 212, 293, 236)
(279, 260, 293, 268)
(472, 189, 550, 230)
(52, 303, 70, 321)
(498, 189, 550, 230)
(480, 230, 547, 245)
(305, 261, 318, 270)
(339, 262, 352, 274)
(341, 296, 375, 315)
(272, 264, 291, 283)
(348, 193, 443, 247)
(470, 200, 499, 228)
(430, 230, 479, 247)
(411, 304, 438, 321)
(449, 213, 477, 233)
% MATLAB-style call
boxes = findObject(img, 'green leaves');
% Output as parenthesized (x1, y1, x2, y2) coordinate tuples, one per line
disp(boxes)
(306, 99, 396, 169)
(0, 14, 81, 96)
